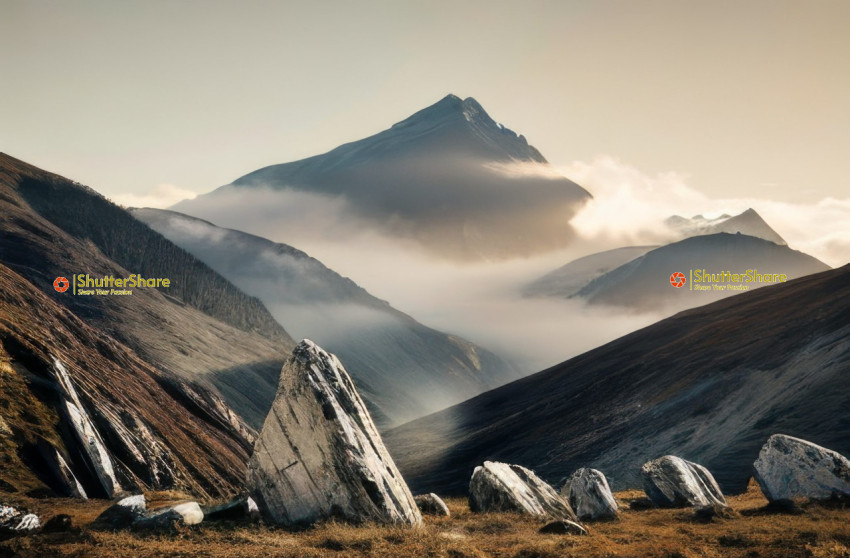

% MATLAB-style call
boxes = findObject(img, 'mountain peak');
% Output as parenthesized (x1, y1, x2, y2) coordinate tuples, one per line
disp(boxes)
(392, 94, 495, 129)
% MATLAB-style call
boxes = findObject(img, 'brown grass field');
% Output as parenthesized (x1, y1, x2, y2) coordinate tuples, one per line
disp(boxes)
(1, 481, 848, 557)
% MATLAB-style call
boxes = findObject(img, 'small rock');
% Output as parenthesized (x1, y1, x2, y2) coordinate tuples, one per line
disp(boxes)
(42, 514, 73, 533)
(469, 461, 580, 523)
(203, 495, 261, 522)
(0, 507, 41, 539)
(132, 509, 184, 532)
(167, 502, 204, 525)
(92, 494, 146, 530)
(539, 520, 588, 535)
(414, 493, 450, 517)
(753, 434, 850, 503)
(641, 455, 727, 509)
(562, 468, 618, 521)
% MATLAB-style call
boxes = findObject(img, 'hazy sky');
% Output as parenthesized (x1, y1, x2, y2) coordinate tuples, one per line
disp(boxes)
(2, 0, 848, 204)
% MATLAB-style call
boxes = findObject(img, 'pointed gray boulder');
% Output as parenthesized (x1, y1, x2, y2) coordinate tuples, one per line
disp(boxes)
(562, 468, 619, 521)
(469, 461, 579, 523)
(753, 434, 850, 503)
(246, 340, 421, 527)
(641, 456, 727, 509)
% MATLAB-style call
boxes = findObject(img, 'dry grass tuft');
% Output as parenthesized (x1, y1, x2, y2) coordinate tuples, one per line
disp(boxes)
(0, 482, 848, 557)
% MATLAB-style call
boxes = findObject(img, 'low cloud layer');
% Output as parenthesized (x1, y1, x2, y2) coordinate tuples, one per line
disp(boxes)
(560, 155, 850, 268)
(161, 154, 849, 375)
(113, 183, 198, 209)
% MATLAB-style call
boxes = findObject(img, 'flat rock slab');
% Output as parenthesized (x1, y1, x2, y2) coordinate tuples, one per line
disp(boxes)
(414, 493, 450, 517)
(753, 434, 850, 503)
(247, 340, 421, 527)
(563, 468, 619, 521)
(469, 461, 579, 523)
(641, 456, 727, 509)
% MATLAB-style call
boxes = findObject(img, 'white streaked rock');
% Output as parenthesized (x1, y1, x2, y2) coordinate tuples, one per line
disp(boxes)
(754, 434, 850, 502)
(641, 455, 727, 509)
(53, 359, 121, 497)
(247, 340, 421, 527)
(562, 468, 618, 520)
(469, 461, 579, 523)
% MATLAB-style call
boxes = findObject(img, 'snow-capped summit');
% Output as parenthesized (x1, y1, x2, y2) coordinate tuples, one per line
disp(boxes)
(175, 95, 590, 260)
(665, 208, 786, 245)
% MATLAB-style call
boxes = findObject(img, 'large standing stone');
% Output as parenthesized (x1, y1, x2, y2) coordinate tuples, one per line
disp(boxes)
(641, 456, 727, 509)
(562, 468, 619, 520)
(246, 340, 421, 527)
(469, 461, 579, 523)
(753, 434, 850, 503)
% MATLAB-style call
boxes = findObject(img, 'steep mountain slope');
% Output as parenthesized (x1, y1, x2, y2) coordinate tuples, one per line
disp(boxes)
(131, 208, 521, 427)
(0, 153, 293, 429)
(384, 265, 850, 496)
(523, 246, 657, 298)
(0, 262, 252, 500)
(665, 208, 786, 245)
(173, 94, 591, 260)
(576, 233, 828, 312)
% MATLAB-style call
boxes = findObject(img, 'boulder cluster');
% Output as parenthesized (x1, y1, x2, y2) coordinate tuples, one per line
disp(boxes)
(4, 340, 848, 539)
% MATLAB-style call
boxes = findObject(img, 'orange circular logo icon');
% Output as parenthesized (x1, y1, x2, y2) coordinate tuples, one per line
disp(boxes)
(670, 272, 686, 288)
(53, 276, 70, 293)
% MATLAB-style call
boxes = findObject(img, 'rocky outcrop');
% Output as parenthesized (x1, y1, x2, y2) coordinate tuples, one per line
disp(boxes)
(246, 340, 421, 527)
(562, 468, 618, 521)
(753, 434, 850, 503)
(52, 359, 122, 498)
(641, 456, 727, 509)
(414, 493, 450, 517)
(35, 439, 87, 499)
(468, 461, 579, 523)
(92, 495, 146, 530)
(203, 495, 261, 523)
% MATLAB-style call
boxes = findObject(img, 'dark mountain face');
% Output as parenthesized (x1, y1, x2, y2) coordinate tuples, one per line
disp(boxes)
(384, 265, 850, 496)
(131, 208, 522, 427)
(173, 94, 591, 260)
(0, 153, 293, 430)
(0, 263, 252, 499)
(575, 233, 829, 312)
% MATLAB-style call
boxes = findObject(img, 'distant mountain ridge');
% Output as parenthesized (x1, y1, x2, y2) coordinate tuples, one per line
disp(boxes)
(665, 208, 786, 245)
(132, 208, 522, 427)
(576, 233, 829, 312)
(173, 94, 591, 260)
